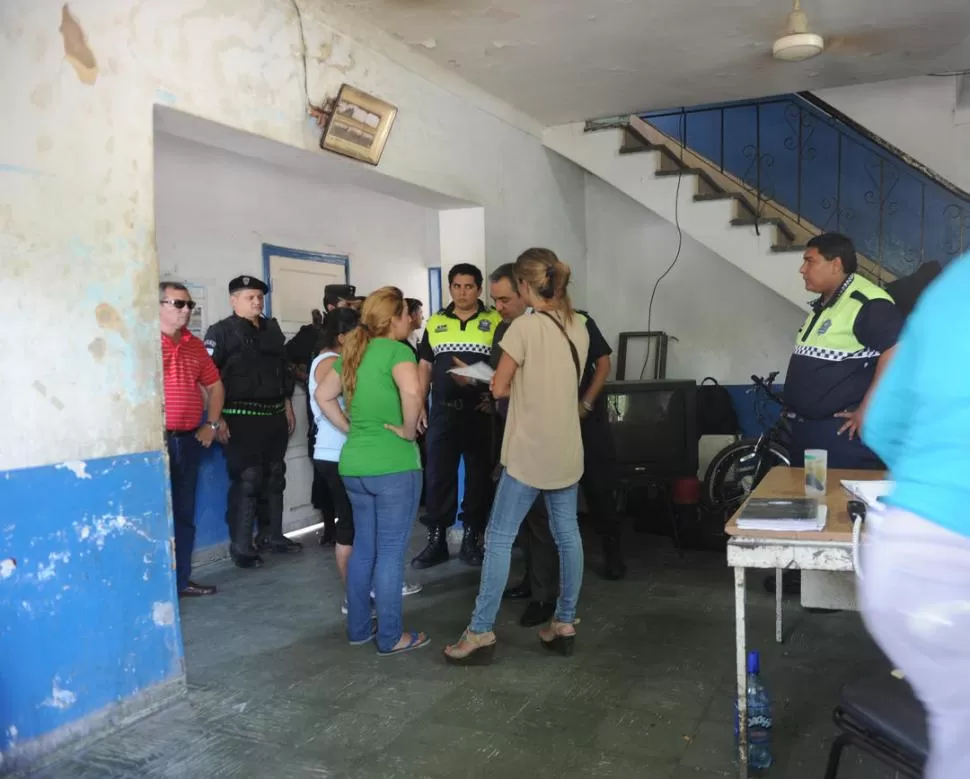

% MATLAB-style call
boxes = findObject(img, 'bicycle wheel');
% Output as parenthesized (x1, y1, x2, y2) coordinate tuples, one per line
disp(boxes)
(703, 439, 790, 511)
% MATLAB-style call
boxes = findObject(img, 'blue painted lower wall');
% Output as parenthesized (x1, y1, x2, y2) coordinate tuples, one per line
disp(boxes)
(0, 451, 183, 759)
(195, 446, 231, 551)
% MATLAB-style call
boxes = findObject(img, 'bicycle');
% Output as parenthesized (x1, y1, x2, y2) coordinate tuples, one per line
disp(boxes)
(702, 372, 791, 511)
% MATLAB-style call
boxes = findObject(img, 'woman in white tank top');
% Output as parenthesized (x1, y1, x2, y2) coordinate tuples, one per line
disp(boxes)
(309, 308, 360, 601)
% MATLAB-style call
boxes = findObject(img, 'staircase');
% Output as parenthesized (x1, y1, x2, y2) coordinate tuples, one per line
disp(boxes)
(544, 93, 969, 312)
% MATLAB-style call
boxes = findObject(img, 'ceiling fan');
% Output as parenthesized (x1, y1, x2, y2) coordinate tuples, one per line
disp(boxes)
(771, 0, 824, 62)
(769, 0, 970, 65)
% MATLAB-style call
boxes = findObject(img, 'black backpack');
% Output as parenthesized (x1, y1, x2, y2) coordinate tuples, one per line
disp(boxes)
(696, 377, 739, 437)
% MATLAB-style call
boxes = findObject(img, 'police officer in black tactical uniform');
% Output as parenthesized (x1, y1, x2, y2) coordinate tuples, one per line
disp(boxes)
(204, 275, 300, 568)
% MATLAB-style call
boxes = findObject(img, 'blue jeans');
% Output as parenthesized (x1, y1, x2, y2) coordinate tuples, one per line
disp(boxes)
(343, 471, 422, 652)
(166, 432, 202, 592)
(469, 470, 583, 633)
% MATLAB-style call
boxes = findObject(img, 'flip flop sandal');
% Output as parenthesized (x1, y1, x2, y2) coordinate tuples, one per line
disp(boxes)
(377, 631, 430, 657)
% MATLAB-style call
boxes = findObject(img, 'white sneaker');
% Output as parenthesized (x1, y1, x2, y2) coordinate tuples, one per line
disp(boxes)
(368, 583, 424, 598)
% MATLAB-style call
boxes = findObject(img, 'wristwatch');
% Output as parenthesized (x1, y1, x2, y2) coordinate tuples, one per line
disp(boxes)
(205, 421, 220, 431)
(581, 400, 594, 413)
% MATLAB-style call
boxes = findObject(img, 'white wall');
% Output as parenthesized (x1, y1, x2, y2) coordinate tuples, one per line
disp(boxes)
(1, 0, 587, 472)
(584, 175, 805, 384)
(438, 208, 486, 303)
(154, 132, 438, 319)
(815, 76, 970, 193)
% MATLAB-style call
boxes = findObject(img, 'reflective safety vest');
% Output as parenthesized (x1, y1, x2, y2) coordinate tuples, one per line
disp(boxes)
(424, 303, 502, 401)
(794, 274, 894, 362)
(425, 304, 502, 360)
(785, 273, 896, 419)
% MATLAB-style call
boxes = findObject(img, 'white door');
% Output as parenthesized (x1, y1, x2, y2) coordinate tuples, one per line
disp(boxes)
(266, 252, 348, 534)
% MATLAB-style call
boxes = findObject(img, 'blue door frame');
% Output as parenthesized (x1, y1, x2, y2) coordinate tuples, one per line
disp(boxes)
(428, 267, 442, 313)
(260, 243, 350, 317)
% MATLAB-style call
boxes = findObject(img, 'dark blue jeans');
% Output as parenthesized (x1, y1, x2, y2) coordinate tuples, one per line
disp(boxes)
(343, 471, 422, 652)
(166, 432, 202, 592)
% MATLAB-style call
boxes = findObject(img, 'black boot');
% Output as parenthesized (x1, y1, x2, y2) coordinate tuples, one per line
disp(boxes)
(601, 536, 627, 580)
(228, 467, 263, 569)
(254, 532, 303, 553)
(459, 527, 484, 567)
(260, 461, 302, 553)
(411, 527, 449, 569)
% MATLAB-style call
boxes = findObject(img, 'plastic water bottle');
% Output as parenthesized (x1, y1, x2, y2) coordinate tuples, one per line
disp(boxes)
(734, 649, 774, 771)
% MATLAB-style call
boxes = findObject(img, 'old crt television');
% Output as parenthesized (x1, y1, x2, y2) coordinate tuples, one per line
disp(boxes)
(605, 380, 698, 478)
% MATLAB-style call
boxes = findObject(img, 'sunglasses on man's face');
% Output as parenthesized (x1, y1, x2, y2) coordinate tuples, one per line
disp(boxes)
(161, 298, 196, 310)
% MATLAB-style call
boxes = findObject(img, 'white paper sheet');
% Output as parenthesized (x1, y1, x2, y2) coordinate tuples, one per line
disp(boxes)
(447, 362, 495, 384)
(841, 480, 894, 510)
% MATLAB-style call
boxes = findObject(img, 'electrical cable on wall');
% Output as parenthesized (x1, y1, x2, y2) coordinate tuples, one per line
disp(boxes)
(290, 0, 310, 109)
(639, 109, 686, 379)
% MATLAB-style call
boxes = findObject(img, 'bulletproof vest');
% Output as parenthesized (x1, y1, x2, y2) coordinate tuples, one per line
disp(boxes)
(221, 317, 292, 403)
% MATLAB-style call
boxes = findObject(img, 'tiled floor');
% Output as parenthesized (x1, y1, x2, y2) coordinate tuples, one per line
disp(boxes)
(32, 525, 896, 778)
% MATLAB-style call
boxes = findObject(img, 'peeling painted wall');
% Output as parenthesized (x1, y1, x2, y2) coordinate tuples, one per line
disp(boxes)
(0, 453, 182, 759)
(0, 0, 586, 472)
(0, 0, 586, 762)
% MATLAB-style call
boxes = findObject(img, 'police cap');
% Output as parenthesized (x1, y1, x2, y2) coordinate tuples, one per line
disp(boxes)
(324, 284, 357, 308)
(228, 275, 269, 294)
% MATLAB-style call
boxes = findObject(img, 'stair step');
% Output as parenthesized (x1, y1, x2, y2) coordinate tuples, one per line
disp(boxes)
(771, 243, 807, 254)
(655, 167, 703, 178)
(693, 191, 758, 218)
(730, 216, 796, 243)
(619, 143, 657, 155)
(655, 167, 724, 196)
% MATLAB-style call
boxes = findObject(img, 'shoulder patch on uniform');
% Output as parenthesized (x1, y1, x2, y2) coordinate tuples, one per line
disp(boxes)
(206, 347, 215, 356)
(477, 319, 492, 332)
(204, 339, 216, 349)
(434, 323, 448, 333)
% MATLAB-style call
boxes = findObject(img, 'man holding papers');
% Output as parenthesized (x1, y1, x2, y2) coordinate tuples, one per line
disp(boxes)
(412, 264, 502, 569)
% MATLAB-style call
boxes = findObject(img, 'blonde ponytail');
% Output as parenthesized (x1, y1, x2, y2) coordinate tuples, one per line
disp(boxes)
(339, 286, 406, 405)
(514, 248, 575, 322)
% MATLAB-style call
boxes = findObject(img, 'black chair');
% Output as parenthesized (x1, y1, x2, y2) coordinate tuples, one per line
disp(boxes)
(825, 674, 928, 778)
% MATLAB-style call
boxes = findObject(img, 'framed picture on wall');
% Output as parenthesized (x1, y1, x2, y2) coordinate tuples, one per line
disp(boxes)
(321, 85, 398, 166)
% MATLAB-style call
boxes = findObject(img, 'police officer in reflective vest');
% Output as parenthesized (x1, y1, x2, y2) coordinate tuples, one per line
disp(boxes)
(784, 233, 902, 468)
(412, 264, 502, 568)
(204, 275, 300, 568)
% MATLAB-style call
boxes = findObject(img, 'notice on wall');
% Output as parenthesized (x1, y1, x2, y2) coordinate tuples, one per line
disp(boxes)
(184, 282, 208, 339)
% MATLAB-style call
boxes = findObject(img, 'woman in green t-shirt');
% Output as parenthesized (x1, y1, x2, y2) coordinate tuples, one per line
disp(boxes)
(314, 286, 429, 656)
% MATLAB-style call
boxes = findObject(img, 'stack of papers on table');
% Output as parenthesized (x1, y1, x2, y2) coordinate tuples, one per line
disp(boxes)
(841, 480, 893, 510)
(737, 498, 827, 532)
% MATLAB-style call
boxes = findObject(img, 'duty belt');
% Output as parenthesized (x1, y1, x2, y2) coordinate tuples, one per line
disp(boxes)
(224, 400, 285, 417)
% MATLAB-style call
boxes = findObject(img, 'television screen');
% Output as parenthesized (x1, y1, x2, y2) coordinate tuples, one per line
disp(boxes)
(605, 380, 697, 478)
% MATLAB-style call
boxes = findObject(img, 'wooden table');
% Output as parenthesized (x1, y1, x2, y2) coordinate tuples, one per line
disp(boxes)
(726, 467, 885, 778)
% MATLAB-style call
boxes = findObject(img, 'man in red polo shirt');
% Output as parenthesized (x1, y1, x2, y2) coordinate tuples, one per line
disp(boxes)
(160, 281, 225, 598)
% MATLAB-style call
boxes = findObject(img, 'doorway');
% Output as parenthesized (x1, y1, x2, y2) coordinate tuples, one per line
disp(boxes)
(262, 243, 349, 535)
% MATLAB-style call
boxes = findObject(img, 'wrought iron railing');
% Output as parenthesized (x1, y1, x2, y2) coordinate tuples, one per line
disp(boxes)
(618, 93, 970, 278)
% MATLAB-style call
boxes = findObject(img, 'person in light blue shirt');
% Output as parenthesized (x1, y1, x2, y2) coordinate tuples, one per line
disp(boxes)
(860, 251, 970, 779)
